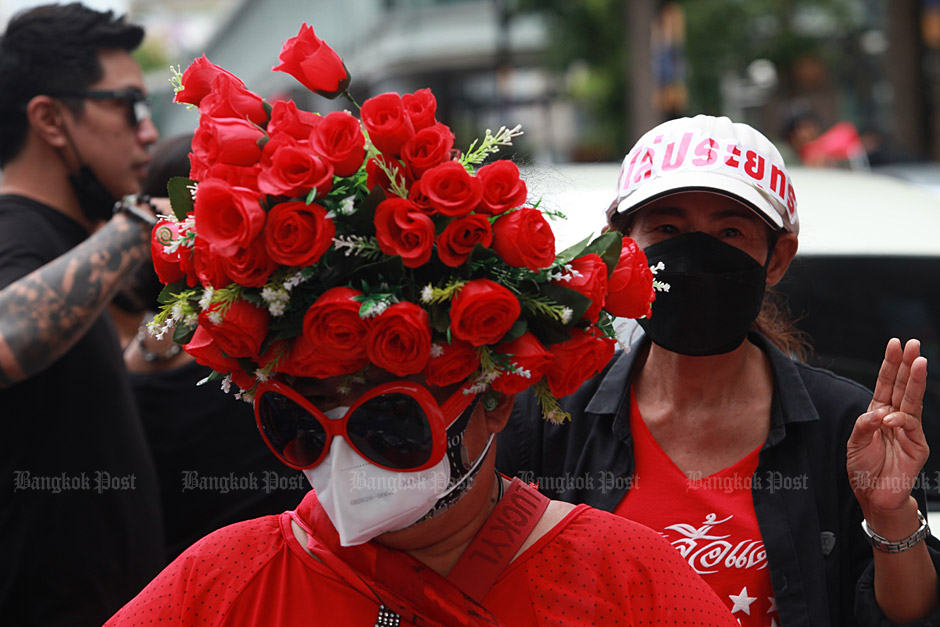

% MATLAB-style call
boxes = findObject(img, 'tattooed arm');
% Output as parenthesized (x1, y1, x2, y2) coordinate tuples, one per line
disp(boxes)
(0, 213, 150, 388)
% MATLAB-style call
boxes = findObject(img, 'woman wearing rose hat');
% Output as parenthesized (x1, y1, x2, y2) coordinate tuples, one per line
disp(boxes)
(105, 27, 738, 627)
(498, 114, 937, 625)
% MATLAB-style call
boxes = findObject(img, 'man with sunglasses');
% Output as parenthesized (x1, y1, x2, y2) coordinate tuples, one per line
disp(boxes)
(0, 4, 164, 626)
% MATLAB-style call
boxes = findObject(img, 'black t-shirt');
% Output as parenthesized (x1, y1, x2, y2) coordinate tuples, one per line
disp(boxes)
(0, 195, 164, 626)
(130, 360, 306, 560)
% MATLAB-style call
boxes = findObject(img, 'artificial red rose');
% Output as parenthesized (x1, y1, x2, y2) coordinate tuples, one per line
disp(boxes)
(605, 236, 655, 319)
(421, 161, 483, 217)
(263, 201, 335, 267)
(184, 325, 253, 388)
(360, 92, 415, 157)
(272, 23, 350, 99)
(374, 197, 435, 268)
(407, 178, 434, 214)
(202, 161, 261, 190)
(267, 100, 321, 141)
(449, 278, 521, 346)
(365, 302, 432, 376)
(258, 135, 334, 198)
(436, 214, 493, 267)
(401, 123, 455, 179)
(401, 88, 437, 131)
(193, 178, 266, 255)
(554, 254, 608, 323)
(192, 117, 264, 167)
(220, 237, 278, 288)
(199, 299, 270, 359)
(150, 219, 186, 284)
(302, 286, 369, 360)
(475, 160, 527, 216)
(491, 333, 553, 395)
(425, 339, 480, 388)
(199, 73, 268, 125)
(545, 328, 613, 398)
(492, 208, 556, 271)
(283, 332, 367, 378)
(191, 237, 232, 289)
(311, 111, 366, 177)
(366, 154, 410, 195)
(174, 55, 241, 107)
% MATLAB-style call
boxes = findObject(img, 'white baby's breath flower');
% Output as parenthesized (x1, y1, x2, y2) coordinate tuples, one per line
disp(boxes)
(254, 369, 270, 383)
(420, 284, 434, 304)
(337, 383, 351, 395)
(338, 195, 356, 215)
(268, 302, 287, 317)
(208, 310, 223, 325)
(430, 343, 444, 358)
(198, 287, 214, 310)
(170, 302, 184, 321)
(220, 375, 232, 394)
(184, 313, 198, 327)
(560, 307, 573, 324)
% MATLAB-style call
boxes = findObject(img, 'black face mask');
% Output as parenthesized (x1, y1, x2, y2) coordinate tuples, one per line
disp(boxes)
(67, 165, 119, 224)
(637, 231, 769, 356)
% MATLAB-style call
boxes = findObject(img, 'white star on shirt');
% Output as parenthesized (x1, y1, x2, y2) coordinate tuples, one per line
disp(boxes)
(729, 586, 758, 615)
(767, 597, 777, 614)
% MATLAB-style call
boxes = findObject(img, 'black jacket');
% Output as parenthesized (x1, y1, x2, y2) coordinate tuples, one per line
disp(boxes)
(497, 332, 940, 626)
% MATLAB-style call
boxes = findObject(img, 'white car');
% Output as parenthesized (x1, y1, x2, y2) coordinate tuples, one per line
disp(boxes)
(525, 162, 940, 524)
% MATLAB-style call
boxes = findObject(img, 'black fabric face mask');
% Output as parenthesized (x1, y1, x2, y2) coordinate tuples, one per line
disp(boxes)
(67, 165, 119, 224)
(637, 231, 769, 356)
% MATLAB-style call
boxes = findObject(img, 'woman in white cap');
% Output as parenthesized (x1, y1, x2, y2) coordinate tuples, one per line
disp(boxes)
(498, 114, 937, 625)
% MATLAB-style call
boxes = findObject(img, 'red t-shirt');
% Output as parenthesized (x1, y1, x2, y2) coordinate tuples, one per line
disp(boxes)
(106, 489, 737, 626)
(615, 393, 780, 627)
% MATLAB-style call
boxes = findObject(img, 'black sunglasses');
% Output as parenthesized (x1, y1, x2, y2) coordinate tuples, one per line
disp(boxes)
(49, 87, 152, 127)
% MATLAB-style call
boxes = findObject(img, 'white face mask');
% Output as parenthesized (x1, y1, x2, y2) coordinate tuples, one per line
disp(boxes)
(304, 406, 493, 546)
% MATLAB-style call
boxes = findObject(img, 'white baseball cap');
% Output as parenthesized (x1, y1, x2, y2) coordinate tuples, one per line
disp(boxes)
(611, 115, 799, 234)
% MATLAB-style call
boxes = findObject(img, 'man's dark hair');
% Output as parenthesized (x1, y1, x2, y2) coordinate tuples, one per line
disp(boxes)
(0, 2, 144, 167)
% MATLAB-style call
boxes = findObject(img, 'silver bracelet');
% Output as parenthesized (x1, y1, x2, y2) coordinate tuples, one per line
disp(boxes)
(861, 510, 931, 553)
(113, 194, 158, 227)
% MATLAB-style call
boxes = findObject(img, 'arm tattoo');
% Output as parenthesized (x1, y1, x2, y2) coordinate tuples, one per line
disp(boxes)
(0, 215, 150, 387)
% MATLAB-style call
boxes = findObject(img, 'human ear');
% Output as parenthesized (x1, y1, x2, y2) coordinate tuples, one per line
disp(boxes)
(766, 232, 798, 286)
(26, 95, 70, 149)
(482, 391, 515, 435)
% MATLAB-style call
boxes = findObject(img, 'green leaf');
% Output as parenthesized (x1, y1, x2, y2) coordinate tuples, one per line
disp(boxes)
(581, 231, 622, 275)
(172, 323, 196, 345)
(538, 282, 592, 322)
(157, 280, 187, 305)
(500, 318, 528, 344)
(554, 233, 594, 267)
(167, 177, 196, 221)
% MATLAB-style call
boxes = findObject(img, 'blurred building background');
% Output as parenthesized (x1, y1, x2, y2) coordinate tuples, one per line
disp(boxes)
(2, 0, 939, 164)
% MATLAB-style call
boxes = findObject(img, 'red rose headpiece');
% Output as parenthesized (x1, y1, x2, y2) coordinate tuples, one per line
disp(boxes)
(154, 23, 660, 422)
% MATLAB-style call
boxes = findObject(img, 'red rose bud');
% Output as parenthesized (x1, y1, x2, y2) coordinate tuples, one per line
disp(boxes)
(193, 179, 266, 255)
(192, 237, 233, 289)
(401, 123, 455, 179)
(283, 331, 368, 378)
(491, 333, 554, 395)
(311, 111, 366, 177)
(263, 201, 335, 267)
(407, 178, 434, 214)
(199, 74, 268, 125)
(199, 299, 270, 359)
(554, 254, 608, 323)
(475, 160, 528, 216)
(175, 55, 242, 107)
(401, 88, 438, 131)
(267, 100, 322, 141)
(183, 325, 253, 388)
(421, 161, 483, 218)
(192, 117, 264, 167)
(366, 302, 432, 377)
(361, 92, 415, 157)
(366, 154, 411, 195)
(374, 197, 435, 268)
(151, 219, 186, 285)
(220, 238, 278, 288)
(273, 23, 350, 99)
(449, 278, 521, 347)
(545, 328, 612, 398)
(258, 135, 334, 198)
(424, 339, 480, 388)
(302, 287, 369, 360)
(492, 207, 556, 270)
(436, 214, 493, 267)
(604, 236, 656, 319)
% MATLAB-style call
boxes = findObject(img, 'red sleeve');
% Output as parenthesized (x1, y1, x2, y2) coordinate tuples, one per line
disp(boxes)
(490, 506, 739, 626)
(104, 515, 285, 627)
